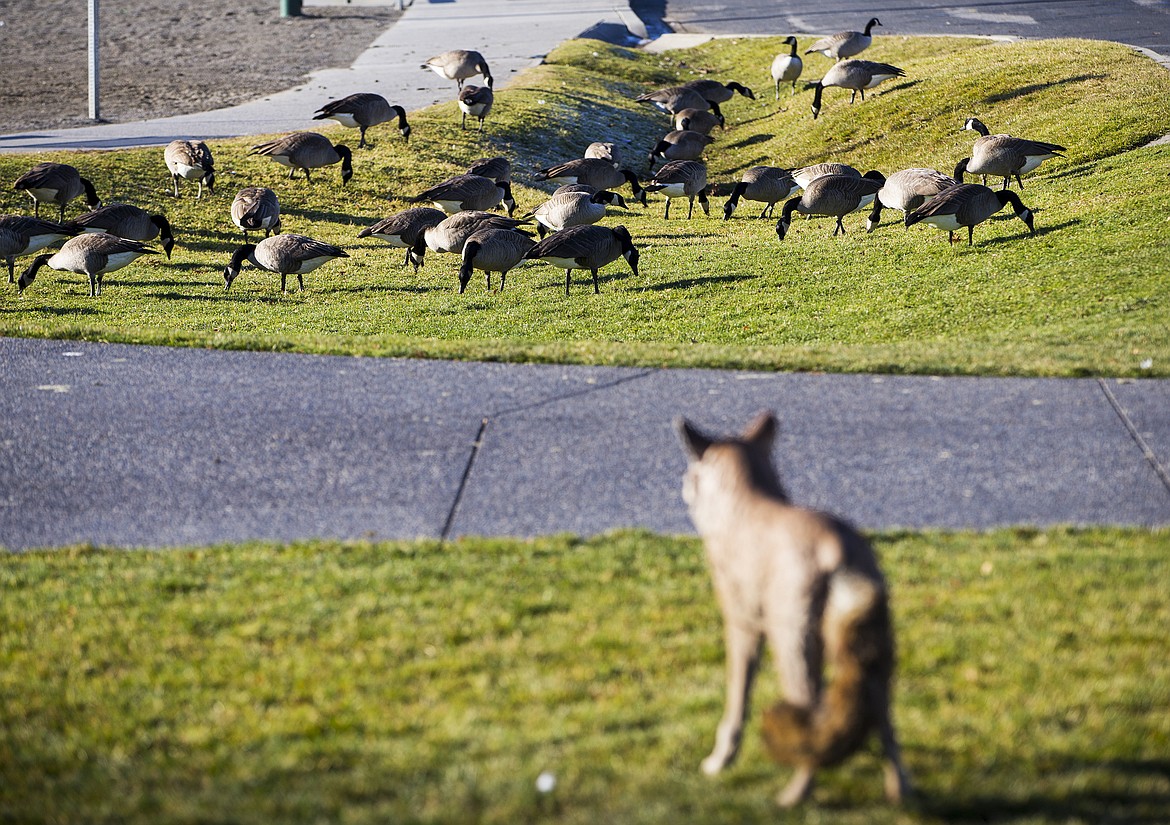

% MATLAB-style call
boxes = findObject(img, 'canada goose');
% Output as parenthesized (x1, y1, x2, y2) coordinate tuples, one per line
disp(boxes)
(644, 160, 709, 220)
(791, 162, 861, 189)
(636, 86, 721, 119)
(457, 84, 494, 131)
(553, 183, 600, 196)
(74, 203, 176, 259)
(866, 168, 958, 231)
(0, 215, 81, 283)
(809, 60, 905, 119)
(956, 118, 1066, 191)
(358, 207, 447, 272)
(458, 227, 536, 292)
(423, 211, 529, 255)
(904, 183, 1035, 245)
(249, 132, 353, 186)
(524, 224, 639, 296)
(421, 49, 493, 89)
(649, 130, 714, 166)
(230, 187, 282, 241)
(164, 140, 215, 199)
(584, 142, 621, 166)
(17, 233, 156, 297)
(527, 189, 628, 238)
(535, 158, 647, 206)
(771, 36, 804, 98)
(467, 156, 511, 183)
(806, 18, 881, 61)
(680, 79, 756, 105)
(674, 108, 723, 135)
(223, 233, 349, 293)
(13, 163, 101, 222)
(775, 170, 886, 240)
(312, 93, 410, 148)
(414, 174, 515, 217)
(723, 166, 800, 219)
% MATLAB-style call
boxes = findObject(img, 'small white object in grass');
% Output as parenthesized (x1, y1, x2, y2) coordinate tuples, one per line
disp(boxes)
(1140, 358, 1153, 370)
(536, 771, 556, 793)
(63, 351, 83, 357)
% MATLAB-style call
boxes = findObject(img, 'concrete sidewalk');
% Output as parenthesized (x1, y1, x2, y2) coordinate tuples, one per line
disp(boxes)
(0, 0, 643, 154)
(1, 338, 1167, 551)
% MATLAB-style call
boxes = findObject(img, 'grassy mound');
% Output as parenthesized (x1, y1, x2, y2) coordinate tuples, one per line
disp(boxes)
(1, 36, 1168, 375)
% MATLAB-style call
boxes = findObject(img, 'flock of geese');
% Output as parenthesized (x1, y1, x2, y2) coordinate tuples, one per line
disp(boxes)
(2, 27, 1068, 299)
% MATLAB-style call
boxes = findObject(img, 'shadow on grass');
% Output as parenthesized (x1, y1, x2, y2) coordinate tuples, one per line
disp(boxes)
(3, 305, 101, 316)
(282, 206, 370, 227)
(646, 274, 756, 291)
(983, 74, 1106, 105)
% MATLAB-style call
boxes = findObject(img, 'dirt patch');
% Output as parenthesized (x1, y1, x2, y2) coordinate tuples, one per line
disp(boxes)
(0, 0, 400, 134)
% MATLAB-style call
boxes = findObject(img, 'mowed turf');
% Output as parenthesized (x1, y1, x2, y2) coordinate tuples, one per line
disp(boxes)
(1, 529, 1168, 824)
(1, 36, 1168, 375)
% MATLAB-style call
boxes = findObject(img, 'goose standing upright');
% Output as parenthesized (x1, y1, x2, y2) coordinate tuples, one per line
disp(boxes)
(771, 36, 804, 98)
(775, 171, 886, 240)
(230, 187, 282, 241)
(809, 60, 905, 119)
(164, 140, 216, 199)
(806, 18, 882, 61)
(74, 203, 176, 259)
(0, 215, 82, 283)
(13, 163, 101, 221)
(422, 50, 493, 89)
(249, 132, 353, 186)
(17, 233, 156, 297)
(904, 183, 1036, 245)
(223, 234, 349, 293)
(312, 93, 410, 148)
(955, 118, 1066, 190)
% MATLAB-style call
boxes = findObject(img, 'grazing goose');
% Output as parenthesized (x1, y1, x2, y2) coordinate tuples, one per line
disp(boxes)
(723, 166, 800, 219)
(13, 163, 101, 222)
(553, 183, 601, 196)
(771, 36, 804, 98)
(806, 18, 881, 61)
(535, 158, 647, 206)
(312, 93, 410, 148)
(458, 227, 536, 293)
(525, 224, 640, 296)
(584, 142, 622, 166)
(809, 60, 905, 119)
(423, 211, 529, 255)
(866, 168, 958, 231)
(249, 132, 353, 186)
(230, 187, 282, 241)
(791, 162, 861, 189)
(223, 233, 349, 293)
(644, 160, 709, 220)
(74, 203, 175, 259)
(674, 108, 723, 135)
(164, 140, 216, 199)
(956, 117, 1066, 190)
(0, 215, 81, 283)
(413, 174, 515, 217)
(775, 171, 886, 240)
(457, 84, 494, 131)
(421, 49, 493, 89)
(358, 207, 446, 272)
(637, 86, 721, 119)
(904, 183, 1035, 245)
(467, 156, 511, 183)
(649, 130, 714, 166)
(17, 233, 156, 297)
(527, 189, 628, 238)
(681, 79, 756, 105)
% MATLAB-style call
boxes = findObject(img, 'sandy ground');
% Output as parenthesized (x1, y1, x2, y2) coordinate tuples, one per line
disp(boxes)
(0, 0, 400, 134)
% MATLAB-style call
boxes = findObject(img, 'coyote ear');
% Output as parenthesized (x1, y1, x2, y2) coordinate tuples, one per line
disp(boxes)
(675, 416, 713, 460)
(742, 411, 778, 447)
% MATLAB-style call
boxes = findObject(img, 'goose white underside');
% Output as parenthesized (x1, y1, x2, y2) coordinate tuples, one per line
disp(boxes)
(431, 199, 466, 214)
(864, 73, 899, 88)
(24, 187, 61, 202)
(856, 193, 878, 209)
(540, 256, 585, 270)
(1017, 154, 1057, 174)
(459, 102, 489, 116)
(25, 233, 70, 253)
(279, 255, 337, 275)
(267, 155, 297, 169)
(371, 232, 408, 247)
(919, 213, 965, 232)
(771, 56, 800, 82)
(49, 249, 144, 274)
(326, 114, 361, 129)
(170, 162, 207, 180)
(655, 183, 689, 198)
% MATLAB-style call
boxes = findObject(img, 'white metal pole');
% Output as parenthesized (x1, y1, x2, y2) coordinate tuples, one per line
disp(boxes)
(88, 0, 100, 120)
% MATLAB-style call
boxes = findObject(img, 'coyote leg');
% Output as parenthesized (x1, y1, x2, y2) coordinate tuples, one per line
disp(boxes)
(777, 766, 815, 807)
(702, 624, 762, 775)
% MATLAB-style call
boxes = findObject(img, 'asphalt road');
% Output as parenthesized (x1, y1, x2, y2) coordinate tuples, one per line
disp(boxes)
(1, 338, 1167, 550)
(645, 0, 1170, 53)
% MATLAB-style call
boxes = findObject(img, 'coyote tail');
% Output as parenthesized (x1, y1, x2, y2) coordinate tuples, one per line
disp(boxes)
(761, 570, 893, 768)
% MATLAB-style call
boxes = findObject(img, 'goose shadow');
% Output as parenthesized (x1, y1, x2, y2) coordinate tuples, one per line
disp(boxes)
(281, 206, 372, 226)
(2, 305, 101, 316)
(724, 133, 775, 151)
(646, 273, 756, 291)
(983, 74, 1106, 105)
(978, 218, 1080, 246)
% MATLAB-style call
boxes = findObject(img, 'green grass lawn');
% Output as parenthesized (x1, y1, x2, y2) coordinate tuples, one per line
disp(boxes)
(1, 36, 1168, 375)
(2, 529, 1168, 823)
